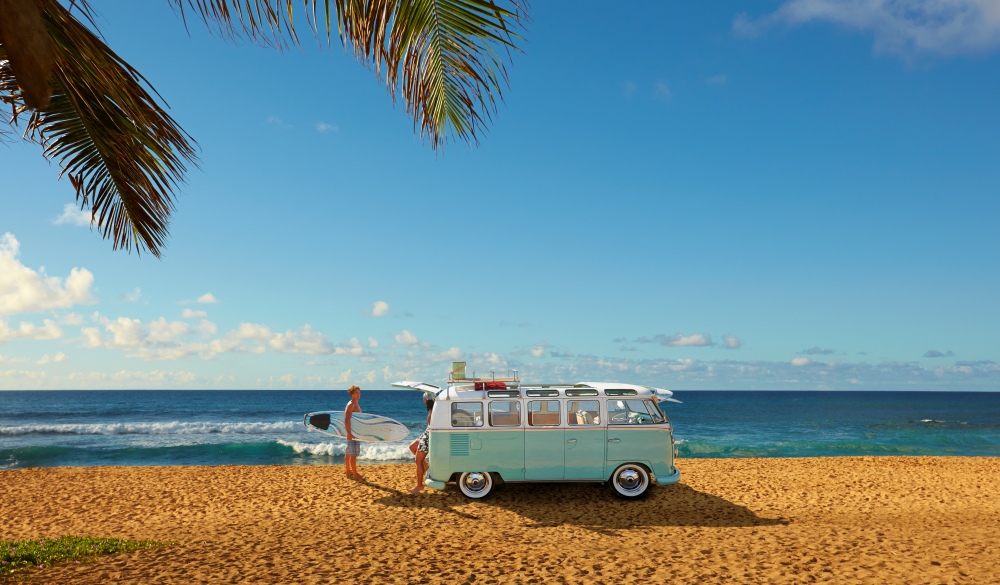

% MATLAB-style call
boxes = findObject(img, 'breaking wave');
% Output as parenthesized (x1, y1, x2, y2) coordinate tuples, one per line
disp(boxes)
(0, 421, 301, 436)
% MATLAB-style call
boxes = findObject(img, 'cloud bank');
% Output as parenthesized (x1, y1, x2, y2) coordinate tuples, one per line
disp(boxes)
(735, 0, 1000, 57)
(0, 234, 95, 315)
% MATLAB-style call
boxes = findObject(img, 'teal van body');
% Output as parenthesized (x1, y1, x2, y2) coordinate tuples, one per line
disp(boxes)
(395, 371, 680, 500)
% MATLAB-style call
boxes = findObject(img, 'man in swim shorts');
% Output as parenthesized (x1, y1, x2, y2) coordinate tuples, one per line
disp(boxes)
(344, 385, 364, 480)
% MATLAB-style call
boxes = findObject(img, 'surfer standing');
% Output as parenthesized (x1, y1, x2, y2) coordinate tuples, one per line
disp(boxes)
(344, 385, 365, 480)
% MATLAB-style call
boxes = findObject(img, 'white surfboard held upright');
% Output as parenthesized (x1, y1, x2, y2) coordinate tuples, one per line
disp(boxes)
(303, 411, 409, 443)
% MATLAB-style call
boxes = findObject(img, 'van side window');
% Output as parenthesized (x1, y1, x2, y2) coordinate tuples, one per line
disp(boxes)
(608, 399, 657, 425)
(527, 400, 560, 426)
(567, 400, 601, 425)
(489, 401, 521, 427)
(451, 402, 484, 427)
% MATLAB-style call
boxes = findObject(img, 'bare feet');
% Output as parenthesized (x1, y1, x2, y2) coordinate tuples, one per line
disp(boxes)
(410, 486, 424, 494)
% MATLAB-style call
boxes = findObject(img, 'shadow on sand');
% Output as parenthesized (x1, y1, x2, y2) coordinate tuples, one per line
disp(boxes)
(373, 481, 788, 534)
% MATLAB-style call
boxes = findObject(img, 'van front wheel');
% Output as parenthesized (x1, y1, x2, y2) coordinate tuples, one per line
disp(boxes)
(609, 463, 651, 499)
(457, 471, 495, 499)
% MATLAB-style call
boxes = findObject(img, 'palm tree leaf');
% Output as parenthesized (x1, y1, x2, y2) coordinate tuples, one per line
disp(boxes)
(4, 0, 198, 257)
(171, 0, 526, 147)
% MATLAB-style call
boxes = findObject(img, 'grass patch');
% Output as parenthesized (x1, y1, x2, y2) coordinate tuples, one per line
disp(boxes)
(1, 535, 170, 579)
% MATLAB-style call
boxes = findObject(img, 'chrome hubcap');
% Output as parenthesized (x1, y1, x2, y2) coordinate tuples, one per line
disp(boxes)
(617, 469, 642, 491)
(464, 472, 488, 492)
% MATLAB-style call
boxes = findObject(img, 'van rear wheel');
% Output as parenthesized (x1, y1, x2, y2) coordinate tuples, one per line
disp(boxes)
(457, 471, 495, 499)
(609, 463, 651, 499)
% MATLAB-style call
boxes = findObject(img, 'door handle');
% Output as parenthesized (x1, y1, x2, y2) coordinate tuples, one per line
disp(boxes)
(567, 438, 577, 444)
(607, 438, 621, 443)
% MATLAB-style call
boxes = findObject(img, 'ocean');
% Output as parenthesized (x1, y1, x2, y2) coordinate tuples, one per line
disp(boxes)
(1, 390, 998, 470)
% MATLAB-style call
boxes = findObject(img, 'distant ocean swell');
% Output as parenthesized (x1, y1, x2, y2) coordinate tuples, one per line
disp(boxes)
(676, 435, 1000, 458)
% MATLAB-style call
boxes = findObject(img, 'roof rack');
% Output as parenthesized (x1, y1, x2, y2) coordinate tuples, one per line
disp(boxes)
(449, 361, 520, 385)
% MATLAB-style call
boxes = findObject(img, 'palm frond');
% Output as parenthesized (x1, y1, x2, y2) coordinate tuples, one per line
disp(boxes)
(172, 0, 527, 148)
(5, 0, 198, 257)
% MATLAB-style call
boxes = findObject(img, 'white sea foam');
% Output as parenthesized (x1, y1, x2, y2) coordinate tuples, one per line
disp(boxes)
(277, 440, 414, 461)
(0, 420, 300, 436)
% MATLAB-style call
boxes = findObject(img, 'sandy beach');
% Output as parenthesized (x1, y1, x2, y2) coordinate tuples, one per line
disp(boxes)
(2, 457, 997, 584)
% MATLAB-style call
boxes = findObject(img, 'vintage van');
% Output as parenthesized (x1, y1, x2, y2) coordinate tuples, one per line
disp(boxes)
(393, 365, 680, 500)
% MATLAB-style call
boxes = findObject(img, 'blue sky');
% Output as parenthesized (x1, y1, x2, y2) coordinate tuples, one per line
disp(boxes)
(3, 0, 999, 391)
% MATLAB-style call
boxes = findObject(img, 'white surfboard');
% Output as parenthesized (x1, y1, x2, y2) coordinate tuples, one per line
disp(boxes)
(303, 411, 409, 442)
(391, 380, 441, 396)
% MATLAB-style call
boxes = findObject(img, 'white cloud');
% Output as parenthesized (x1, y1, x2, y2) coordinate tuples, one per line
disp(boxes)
(37, 352, 67, 365)
(196, 319, 218, 336)
(735, 0, 1000, 57)
(148, 317, 190, 343)
(791, 357, 813, 366)
(0, 233, 96, 315)
(182, 309, 207, 319)
(434, 347, 464, 361)
(0, 318, 63, 342)
(723, 335, 742, 349)
(316, 122, 339, 133)
(654, 82, 672, 98)
(368, 337, 379, 348)
(670, 334, 712, 347)
(706, 74, 728, 85)
(60, 313, 84, 326)
(53, 204, 93, 226)
(80, 327, 102, 348)
(371, 301, 390, 317)
(0, 369, 47, 383)
(236, 323, 272, 339)
(120, 287, 142, 302)
(335, 338, 365, 356)
(269, 325, 332, 355)
(197, 293, 218, 304)
(395, 330, 420, 346)
(0, 354, 29, 364)
(103, 317, 147, 348)
(105, 370, 198, 384)
(530, 344, 546, 358)
(637, 333, 714, 347)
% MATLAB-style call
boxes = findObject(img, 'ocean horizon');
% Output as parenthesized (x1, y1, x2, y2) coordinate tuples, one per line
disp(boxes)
(2, 390, 998, 470)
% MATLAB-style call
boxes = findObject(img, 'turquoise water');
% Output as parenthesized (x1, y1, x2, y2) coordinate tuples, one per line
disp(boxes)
(1, 390, 997, 469)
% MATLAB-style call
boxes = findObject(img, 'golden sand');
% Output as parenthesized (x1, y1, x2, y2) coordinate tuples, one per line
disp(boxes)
(2, 457, 998, 584)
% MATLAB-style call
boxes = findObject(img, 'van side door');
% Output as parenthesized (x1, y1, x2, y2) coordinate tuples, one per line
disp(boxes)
(524, 399, 563, 479)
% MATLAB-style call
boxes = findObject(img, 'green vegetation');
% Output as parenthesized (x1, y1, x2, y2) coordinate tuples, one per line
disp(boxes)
(0, 535, 170, 579)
